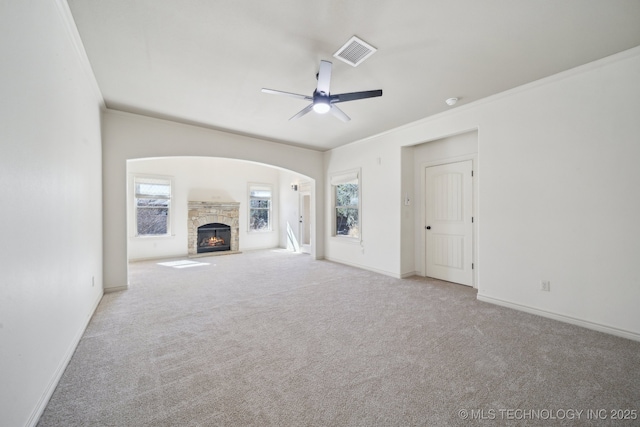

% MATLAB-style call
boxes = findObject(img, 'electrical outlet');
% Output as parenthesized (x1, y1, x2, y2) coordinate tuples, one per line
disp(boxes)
(541, 280, 550, 292)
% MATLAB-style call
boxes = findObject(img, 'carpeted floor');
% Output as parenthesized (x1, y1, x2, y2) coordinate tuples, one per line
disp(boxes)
(38, 249, 640, 426)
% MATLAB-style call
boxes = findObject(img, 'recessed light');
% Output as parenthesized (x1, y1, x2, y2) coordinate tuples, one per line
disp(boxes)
(445, 97, 458, 106)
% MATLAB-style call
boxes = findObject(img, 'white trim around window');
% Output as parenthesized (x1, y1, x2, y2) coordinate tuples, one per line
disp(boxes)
(131, 174, 174, 238)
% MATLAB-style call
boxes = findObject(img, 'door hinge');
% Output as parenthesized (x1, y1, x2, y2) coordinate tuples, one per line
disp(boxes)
(471, 170, 474, 177)
(472, 217, 474, 223)
(472, 263, 474, 269)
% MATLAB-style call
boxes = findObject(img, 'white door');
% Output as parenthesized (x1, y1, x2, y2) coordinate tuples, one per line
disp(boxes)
(299, 190, 311, 254)
(425, 160, 473, 286)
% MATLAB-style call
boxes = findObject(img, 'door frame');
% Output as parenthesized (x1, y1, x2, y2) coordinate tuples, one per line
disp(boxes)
(417, 154, 478, 287)
(298, 182, 312, 254)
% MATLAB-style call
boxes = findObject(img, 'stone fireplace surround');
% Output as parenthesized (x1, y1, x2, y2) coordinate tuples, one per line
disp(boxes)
(188, 201, 240, 256)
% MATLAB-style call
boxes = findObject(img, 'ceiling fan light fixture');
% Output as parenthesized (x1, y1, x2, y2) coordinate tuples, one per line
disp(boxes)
(313, 99, 331, 114)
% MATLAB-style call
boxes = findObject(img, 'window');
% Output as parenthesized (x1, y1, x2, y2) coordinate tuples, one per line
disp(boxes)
(331, 170, 360, 239)
(134, 176, 171, 236)
(249, 184, 272, 232)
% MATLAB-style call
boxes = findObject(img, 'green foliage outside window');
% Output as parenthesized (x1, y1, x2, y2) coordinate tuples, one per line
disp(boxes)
(335, 183, 359, 238)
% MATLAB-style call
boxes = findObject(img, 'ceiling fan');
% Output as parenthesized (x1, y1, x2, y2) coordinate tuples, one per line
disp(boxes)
(261, 60, 382, 122)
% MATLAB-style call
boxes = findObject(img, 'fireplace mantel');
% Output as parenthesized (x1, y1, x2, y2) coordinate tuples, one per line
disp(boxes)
(188, 201, 240, 255)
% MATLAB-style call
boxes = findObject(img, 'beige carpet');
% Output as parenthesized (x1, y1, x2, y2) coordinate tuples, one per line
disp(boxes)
(38, 249, 640, 426)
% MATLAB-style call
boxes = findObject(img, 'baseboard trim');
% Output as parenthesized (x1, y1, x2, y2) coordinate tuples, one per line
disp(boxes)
(324, 257, 402, 279)
(104, 285, 128, 293)
(27, 291, 104, 427)
(128, 253, 187, 263)
(401, 271, 418, 279)
(477, 294, 640, 342)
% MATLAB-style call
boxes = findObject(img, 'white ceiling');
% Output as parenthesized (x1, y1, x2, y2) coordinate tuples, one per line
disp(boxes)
(67, 0, 640, 151)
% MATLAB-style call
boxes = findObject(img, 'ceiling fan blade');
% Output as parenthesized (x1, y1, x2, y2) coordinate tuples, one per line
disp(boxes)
(316, 60, 332, 94)
(289, 103, 314, 120)
(262, 88, 312, 101)
(330, 105, 351, 122)
(331, 89, 383, 103)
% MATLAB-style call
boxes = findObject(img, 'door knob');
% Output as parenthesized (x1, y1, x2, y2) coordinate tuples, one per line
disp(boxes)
(426, 226, 431, 230)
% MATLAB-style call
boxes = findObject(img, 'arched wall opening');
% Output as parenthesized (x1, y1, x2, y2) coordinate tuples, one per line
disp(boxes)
(102, 109, 325, 292)
(126, 156, 315, 263)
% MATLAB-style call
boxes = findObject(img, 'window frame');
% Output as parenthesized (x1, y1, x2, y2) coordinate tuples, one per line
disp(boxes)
(331, 169, 361, 242)
(132, 175, 173, 238)
(248, 183, 273, 233)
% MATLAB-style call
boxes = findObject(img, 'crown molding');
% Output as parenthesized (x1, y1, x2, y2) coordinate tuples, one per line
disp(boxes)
(53, 0, 105, 109)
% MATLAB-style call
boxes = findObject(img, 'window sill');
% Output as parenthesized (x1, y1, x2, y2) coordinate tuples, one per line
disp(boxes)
(132, 234, 175, 240)
(331, 235, 361, 244)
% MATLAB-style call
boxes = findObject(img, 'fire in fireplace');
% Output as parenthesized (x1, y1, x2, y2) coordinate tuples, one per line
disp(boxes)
(197, 223, 231, 253)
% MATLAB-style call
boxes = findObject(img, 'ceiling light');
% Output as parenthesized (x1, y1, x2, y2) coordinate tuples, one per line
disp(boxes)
(445, 97, 458, 106)
(313, 100, 331, 114)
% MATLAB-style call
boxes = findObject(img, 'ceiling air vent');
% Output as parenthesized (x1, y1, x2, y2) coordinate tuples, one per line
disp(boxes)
(333, 36, 377, 67)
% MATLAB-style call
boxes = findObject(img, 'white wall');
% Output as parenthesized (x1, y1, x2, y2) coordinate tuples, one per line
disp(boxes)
(127, 157, 310, 260)
(324, 139, 403, 276)
(103, 110, 325, 290)
(0, 2, 104, 426)
(474, 50, 640, 339)
(326, 47, 640, 340)
(400, 146, 415, 276)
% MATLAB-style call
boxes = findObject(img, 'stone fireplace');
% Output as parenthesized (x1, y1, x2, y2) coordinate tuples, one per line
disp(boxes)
(188, 201, 240, 255)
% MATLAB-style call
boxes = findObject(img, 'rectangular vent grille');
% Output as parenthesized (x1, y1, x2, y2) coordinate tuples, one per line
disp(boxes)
(333, 36, 377, 67)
